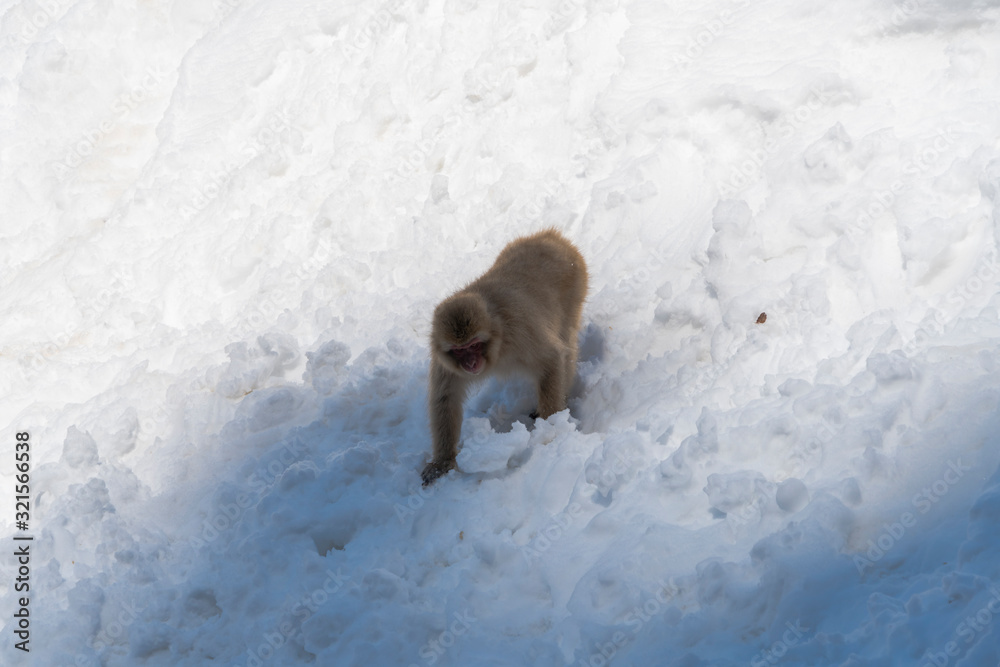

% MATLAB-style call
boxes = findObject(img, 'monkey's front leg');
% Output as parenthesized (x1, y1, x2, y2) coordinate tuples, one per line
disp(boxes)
(422, 363, 466, 486)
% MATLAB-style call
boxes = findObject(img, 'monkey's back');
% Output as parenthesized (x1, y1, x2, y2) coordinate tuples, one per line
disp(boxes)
(470, 229, 588, 354)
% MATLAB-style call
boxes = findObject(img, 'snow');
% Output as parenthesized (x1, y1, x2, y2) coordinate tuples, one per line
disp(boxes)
(2, 0, 1000, 665)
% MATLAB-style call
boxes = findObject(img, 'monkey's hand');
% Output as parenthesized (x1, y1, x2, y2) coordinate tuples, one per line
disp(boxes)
(421, 459, 455, 486)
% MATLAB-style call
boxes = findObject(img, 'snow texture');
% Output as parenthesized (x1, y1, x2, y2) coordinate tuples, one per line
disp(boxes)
(2, 0, 1000, 665)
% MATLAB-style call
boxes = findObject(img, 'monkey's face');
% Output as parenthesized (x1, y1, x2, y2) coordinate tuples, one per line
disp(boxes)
(449, 337, 487, 375)
(432, 293, 494, 376)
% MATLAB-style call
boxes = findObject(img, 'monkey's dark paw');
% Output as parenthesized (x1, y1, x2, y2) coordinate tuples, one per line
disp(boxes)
(421, 459, 455, 486)
(529, 410, 539, 420)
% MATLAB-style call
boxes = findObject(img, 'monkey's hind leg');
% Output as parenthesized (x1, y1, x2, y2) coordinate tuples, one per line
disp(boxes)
(533, 350, 569, 420)
(563, 337, 579, 398)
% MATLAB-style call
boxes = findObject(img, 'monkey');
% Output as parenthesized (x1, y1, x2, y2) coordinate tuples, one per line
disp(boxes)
(421, 229, 588, 486)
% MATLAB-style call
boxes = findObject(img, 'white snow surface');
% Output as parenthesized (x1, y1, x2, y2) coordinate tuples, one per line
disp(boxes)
(3, 0, 1000, 665)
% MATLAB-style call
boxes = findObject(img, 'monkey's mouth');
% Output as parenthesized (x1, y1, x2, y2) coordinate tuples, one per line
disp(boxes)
(451, 339, 486, 374)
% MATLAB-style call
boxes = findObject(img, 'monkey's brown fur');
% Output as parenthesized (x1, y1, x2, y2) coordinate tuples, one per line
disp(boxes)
(422, 229, 588, 486)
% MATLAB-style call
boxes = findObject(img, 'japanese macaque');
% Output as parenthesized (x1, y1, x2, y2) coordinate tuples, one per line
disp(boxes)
(421, 229, 588, 486)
